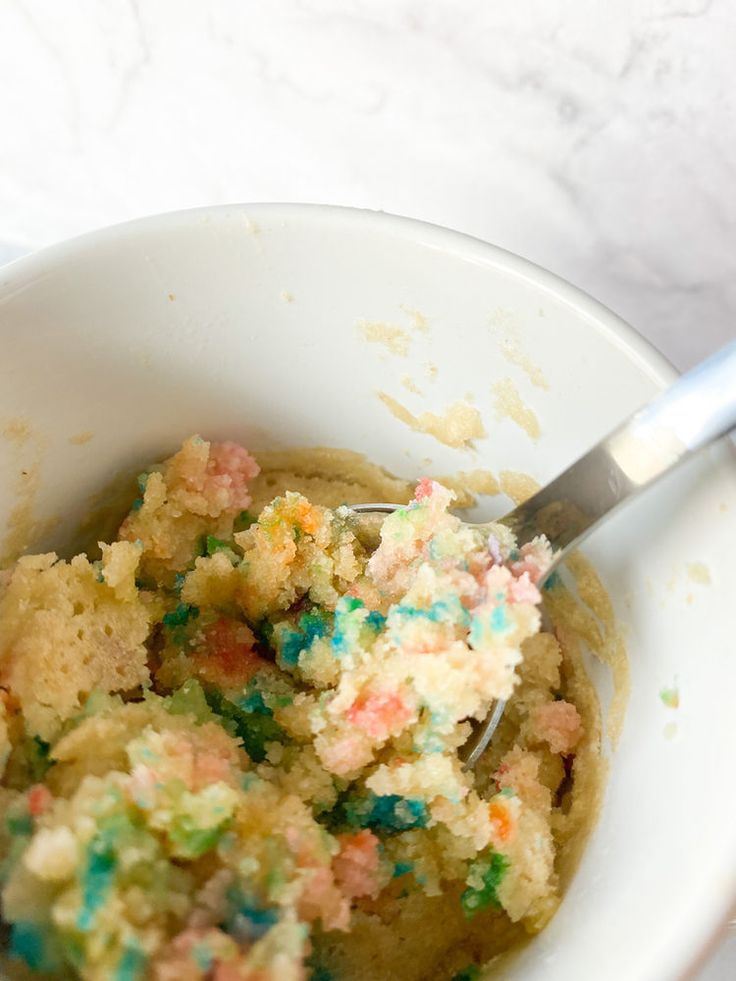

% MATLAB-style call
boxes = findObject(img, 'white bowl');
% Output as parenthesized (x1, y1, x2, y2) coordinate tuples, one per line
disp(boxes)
(1, 205, 734, 980)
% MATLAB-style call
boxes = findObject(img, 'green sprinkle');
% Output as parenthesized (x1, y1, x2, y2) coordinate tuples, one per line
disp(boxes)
(206, 535, 232, 556)
(253, 618, 274, 647)
(165, 680, 213, 723)
(234, 509, 257, 532)
(451, 966, 481, 981)
(659, 686, 680, 709)
(7, 813, 33, 836)
(24, 736, 52, 783)
(461, 852, 508, 918)
(169, 820, 228, 859)
(204, 688, 286, 763)
(162, 603, 199, 627)
(393, 861, 413, 878)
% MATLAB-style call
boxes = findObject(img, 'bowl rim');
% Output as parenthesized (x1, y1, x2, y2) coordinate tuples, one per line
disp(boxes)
(1, 202, 734, 979)
(1, 201, 678, 387)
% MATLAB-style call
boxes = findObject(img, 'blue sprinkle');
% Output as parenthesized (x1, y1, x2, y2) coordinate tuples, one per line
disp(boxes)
(162, 603, 199, 628)
(130, 497, 143, 512)
(490, 606, 508, 633)
(331, 596, 364, 656)
(224, 889, 279, 942)
(366, 610, 386, 631)
(343, 793, 428, 834)
(192, 943, 214, 972)
(237, 688, 273, 716)
(393, 597, 469, 627)
(280, 630, 305, 666)
(542, 570, 562, 590)
(115, 943, 146, 981)
(78, 836, 116, 931)
(393, 861, 413, 878)
(280, 610, 330, 666)
(9, 923, 58, 972)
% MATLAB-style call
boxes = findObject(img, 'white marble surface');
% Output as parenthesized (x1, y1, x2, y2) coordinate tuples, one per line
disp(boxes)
(0, 0, 734, 976)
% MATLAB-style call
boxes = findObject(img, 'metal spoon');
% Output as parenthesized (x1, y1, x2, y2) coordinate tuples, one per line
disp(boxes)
(350, 338, 736, 768)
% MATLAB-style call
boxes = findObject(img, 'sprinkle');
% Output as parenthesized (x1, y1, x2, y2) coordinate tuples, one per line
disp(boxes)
(78, 834, 117, 931)
(659, 687, 679, 709)
(490, 606, 509, 633)
(115, 943, 147, 981)
(487, 534, 503, 565)
(162, 603, 199, 627)
(28, 784, 52, 817)
(234, 509, 257, 532)
(340, 793, 428, 834)
(451, 967, 481, 981)
(461, 852, 509, 918)
(205, 534, 233, 556)
(9, 923, 59, 973)
(279, 610, 330, 667)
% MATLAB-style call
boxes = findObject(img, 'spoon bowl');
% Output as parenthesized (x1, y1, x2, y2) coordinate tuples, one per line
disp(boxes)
(350, 338, 736, 765)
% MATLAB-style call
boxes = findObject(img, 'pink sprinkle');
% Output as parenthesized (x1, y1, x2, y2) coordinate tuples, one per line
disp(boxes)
(414, 477, 436, 501)
(205, 442, 260, 514)
(508, 573, 541, 605)
(346, 690, 413, 740)
(530, 700, 583, 754)
(28, 784, 52, 817)
(333, 830, 381, 900)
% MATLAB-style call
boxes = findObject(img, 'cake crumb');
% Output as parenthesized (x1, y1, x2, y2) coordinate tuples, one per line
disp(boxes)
(378, 393, 486, 449)
(401, 375, 422, 395)
(492, 379, 541, 441)
(359, 321, 411, 356)
(686, 562, 711, 585)
(68, 431, 94, 446)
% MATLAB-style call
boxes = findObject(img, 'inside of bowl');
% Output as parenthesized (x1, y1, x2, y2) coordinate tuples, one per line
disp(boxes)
(1, 205, 735, 980)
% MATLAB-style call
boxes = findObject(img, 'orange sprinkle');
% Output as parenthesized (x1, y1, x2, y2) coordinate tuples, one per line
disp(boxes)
(489, 801, 512, 842)
(296, 500, 320, 536)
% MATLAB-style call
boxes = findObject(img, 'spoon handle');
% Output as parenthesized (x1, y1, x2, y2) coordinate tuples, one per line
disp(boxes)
(500, 338, 736, 565)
